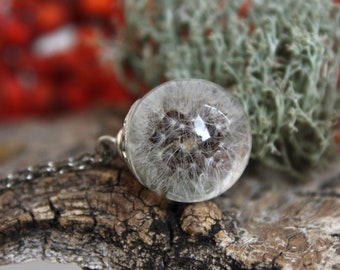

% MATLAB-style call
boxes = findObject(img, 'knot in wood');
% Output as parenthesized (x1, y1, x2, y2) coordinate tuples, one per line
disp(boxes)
(180, 201, 222, 241)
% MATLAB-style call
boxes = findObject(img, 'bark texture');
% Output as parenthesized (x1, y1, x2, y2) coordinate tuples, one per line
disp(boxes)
(0, 109, 339, 270)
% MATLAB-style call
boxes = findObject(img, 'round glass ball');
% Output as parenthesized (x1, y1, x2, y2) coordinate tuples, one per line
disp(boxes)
(123, 79, 251, 202)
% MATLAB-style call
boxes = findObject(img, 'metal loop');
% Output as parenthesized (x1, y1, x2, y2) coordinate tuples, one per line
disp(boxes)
(96, 135, 118, 163)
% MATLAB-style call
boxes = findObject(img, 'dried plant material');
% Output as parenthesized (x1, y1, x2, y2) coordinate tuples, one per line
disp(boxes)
(117, 0, 340, 177)
(123, 79, 251, 202)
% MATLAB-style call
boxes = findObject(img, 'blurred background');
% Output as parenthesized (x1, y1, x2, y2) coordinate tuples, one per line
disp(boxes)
(0, 0, 133, 122)
(0, 1, 130, 268)
(0, 0, 128, 270)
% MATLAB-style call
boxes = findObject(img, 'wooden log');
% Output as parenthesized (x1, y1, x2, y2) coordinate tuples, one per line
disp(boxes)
(0, 109, 339, 269)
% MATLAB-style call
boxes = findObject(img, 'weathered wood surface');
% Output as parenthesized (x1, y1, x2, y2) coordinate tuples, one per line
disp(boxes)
(0, 109, 339, 270)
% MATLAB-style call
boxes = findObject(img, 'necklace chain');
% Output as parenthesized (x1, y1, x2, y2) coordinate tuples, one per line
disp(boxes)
(0, 137, 116, 191)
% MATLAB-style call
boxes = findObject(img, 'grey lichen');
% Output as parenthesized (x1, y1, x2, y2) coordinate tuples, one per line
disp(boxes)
(116, 0, 340, 176)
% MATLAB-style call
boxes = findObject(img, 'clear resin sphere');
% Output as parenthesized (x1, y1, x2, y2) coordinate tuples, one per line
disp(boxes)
(123, 79, 251, 202)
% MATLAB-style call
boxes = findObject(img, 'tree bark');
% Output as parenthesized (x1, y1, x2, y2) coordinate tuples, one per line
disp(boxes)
(0, 109, 339, 270)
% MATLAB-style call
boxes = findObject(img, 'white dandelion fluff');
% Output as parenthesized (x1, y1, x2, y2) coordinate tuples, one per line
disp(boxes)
(123, 79, 251, 202)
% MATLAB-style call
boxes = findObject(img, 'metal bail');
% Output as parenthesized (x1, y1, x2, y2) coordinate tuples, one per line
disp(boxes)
(96, 127, 127, 161)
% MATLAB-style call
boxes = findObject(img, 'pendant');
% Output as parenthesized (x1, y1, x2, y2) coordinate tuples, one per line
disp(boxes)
(99, 79, 251, 202)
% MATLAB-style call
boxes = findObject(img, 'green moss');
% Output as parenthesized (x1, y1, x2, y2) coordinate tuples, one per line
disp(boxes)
(116, 0, 340, 177)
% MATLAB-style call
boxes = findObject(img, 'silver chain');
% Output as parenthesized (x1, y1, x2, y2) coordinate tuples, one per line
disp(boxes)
(0, 136, 118, 191)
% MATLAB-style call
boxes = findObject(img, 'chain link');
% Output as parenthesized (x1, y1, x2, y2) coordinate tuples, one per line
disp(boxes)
(0, 137, 117, 191)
